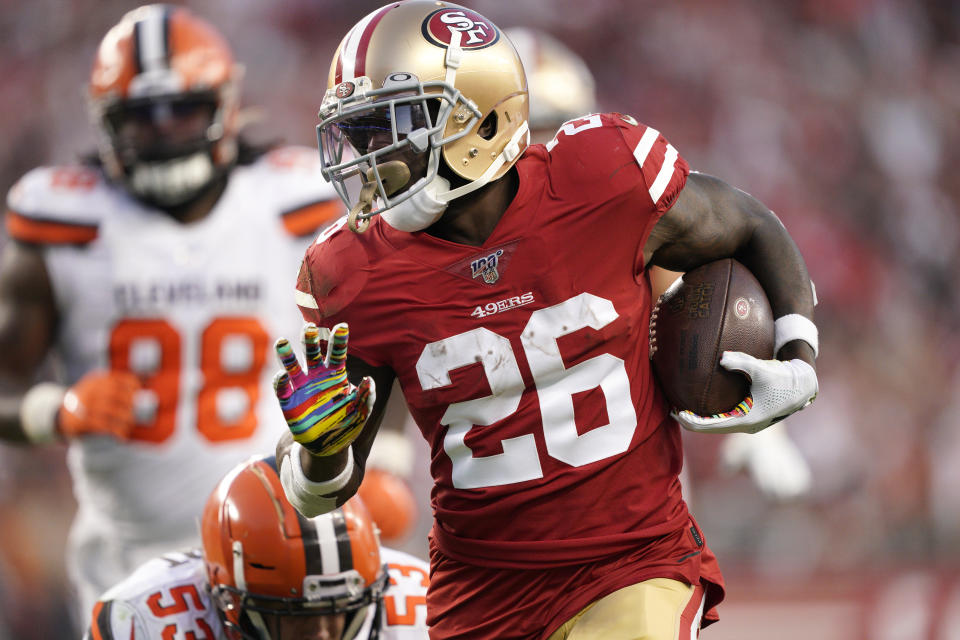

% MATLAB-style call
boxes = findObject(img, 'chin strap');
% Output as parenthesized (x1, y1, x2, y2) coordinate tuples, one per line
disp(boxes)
(347, 162, 412, 233)
(380, 175, 451, 232)
(377, 118, 529, 233)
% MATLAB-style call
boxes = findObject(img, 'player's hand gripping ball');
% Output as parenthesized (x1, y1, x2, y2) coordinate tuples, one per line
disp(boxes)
(273, 323, 375, 456)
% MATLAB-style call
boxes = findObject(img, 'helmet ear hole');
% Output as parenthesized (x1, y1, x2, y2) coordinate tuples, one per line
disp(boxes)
(478, 111, 498, 140)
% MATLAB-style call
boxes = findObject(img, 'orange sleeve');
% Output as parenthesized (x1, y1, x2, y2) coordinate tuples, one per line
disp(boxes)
(281, 199, 343, 237)
(6, 209, 98, 245)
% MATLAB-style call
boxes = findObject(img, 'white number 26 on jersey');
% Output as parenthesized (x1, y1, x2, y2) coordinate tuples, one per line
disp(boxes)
(416, 293, 637, 489)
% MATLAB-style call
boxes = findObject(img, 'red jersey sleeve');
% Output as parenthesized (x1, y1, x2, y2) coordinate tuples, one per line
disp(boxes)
(292, 217, 389, 366)
(540, 113, 689, 277)
(295, 255, 324, 326)
(614, 114, 690, 214)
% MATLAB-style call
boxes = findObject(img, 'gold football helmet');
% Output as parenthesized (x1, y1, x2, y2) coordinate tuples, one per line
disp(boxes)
(316, 0, 529, 232)
(504, 27, 597, 142)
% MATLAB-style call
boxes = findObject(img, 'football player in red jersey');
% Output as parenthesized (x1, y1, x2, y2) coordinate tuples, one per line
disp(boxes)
(273, 2, 819, 639)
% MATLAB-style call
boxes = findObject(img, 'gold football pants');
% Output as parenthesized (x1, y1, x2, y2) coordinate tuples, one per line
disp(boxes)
(546, 578, 705, 640)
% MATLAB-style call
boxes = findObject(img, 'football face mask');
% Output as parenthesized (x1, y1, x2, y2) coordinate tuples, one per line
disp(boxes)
(99, 92, 224, 206)
(317, 73, 480, 232)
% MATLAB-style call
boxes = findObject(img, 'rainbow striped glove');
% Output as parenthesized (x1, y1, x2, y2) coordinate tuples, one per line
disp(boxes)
(273, 322, 375, 456)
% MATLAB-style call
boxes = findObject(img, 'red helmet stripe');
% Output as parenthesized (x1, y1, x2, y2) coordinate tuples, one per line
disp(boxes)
(336, 3, 396, 83)
(353, 4, 394, 79)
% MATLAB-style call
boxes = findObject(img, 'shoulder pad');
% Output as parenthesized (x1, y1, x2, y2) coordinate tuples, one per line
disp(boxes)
(381, 546, 431, 574)
(611, 113, 689, 212)
(247, 146, 344, 237)
(544, 112, 689, 213)
(296, 215, 373, 319)
(6, 165, 108, 245)
(540, 113, 631, 178)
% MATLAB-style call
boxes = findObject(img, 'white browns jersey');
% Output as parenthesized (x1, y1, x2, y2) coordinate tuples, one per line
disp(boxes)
(5, 147, 341, 614)
(87, 550, 220, 640)
(86, 548, 430, 639)
(379, 547, 430, 636)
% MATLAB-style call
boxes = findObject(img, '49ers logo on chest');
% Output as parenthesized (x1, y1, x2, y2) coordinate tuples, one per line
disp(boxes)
(422, 8, 499, 49)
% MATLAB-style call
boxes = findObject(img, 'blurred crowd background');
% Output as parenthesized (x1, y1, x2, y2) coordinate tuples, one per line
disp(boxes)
(2, 0, 959, 638)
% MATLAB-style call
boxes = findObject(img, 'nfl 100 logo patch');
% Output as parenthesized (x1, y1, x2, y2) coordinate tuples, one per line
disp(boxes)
(471, 249, 504, 284)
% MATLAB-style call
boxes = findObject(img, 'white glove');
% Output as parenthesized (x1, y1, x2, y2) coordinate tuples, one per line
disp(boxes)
(673, 352, 818, 434)
(720, 424, 812, 501)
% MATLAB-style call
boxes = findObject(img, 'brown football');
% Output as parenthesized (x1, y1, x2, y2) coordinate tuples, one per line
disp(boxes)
(649, 259, 774, 416)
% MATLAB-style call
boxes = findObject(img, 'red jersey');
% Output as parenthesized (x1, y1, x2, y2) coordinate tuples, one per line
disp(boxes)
(297, 114, 724, 635)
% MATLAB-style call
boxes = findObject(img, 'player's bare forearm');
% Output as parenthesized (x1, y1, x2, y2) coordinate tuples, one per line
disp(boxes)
(645, 173, 815, 366)
(728, 208, 816, 366)
(0, 380, 35, 442)
(0, 242, 58, 442)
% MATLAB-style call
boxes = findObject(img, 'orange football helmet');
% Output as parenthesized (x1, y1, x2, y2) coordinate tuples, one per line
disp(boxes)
(316, 0, 529, 232)
(88, 4, 242, 207)
(201, 456, 387, 640)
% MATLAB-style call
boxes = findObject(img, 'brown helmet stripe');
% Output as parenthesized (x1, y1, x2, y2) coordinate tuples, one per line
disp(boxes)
(131, 17, 143, 74)
(298, 508, 354, 576)
(133, 5, 172, 75)
(297, 510, 324, 575)
(331, 508, 353, 572)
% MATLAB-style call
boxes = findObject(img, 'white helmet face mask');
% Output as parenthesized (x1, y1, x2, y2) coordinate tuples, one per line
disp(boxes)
(315, 1, 530, 234)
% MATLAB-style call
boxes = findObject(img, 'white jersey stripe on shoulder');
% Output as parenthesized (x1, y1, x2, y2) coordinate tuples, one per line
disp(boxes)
(313, 512, 340, 573)
(295, 289, 319, 309)
(632, 126, 660, 168)
(649, 144, 679, 205)
(138, 5, 168, 73)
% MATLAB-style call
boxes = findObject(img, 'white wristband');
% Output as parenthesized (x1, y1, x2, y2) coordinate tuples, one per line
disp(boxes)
(279, 443, 354, 517)
(20, 383, 67, 444)
(774, 314, 819, 358)
(366, 429, 415, 478)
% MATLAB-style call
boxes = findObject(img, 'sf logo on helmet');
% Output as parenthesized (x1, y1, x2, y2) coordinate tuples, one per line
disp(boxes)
(336, 82, 355, 98)
(423, 9, 499, 49)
